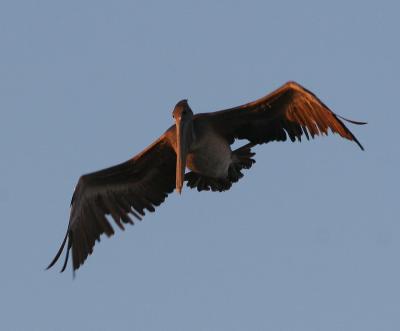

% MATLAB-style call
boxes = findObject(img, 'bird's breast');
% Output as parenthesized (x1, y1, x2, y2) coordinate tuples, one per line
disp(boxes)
(186, 132, 232, 179)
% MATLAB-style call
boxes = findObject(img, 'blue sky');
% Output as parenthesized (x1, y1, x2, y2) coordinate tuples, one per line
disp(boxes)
(1, 1, 399, 330)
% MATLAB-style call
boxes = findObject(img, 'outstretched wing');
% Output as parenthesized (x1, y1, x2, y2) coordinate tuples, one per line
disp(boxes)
(197, 81, 365, 149)
(47, 135, 176, 273)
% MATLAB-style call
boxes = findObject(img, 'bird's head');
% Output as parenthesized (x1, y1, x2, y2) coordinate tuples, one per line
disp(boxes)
(172, 99, 193, 120)
(172, 99, 193, 194)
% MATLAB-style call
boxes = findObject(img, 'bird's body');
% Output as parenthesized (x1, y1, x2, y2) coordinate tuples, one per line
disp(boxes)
(184, 127, 232, 179)
(47, 81, 366, 273)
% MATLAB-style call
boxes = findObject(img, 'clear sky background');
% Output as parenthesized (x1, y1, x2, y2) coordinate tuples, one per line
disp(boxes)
(1, 1, 398, 330)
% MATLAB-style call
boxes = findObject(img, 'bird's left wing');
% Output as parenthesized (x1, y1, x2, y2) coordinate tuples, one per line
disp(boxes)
(196, 81, 365, 149)
(47, 135, 176, 273)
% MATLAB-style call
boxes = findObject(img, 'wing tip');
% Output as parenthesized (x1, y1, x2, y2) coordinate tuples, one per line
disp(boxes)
(46, 229, 69, 270)
(336, 114, 367, 126)
(333, 114, 366, 151)
(355, 139, 365, 151)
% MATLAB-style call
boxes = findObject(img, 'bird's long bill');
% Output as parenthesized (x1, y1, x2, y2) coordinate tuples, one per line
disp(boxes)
(175, 117, 188, 194)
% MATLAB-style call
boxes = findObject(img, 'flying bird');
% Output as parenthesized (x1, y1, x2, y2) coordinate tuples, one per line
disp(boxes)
(47, 81, 365, 273)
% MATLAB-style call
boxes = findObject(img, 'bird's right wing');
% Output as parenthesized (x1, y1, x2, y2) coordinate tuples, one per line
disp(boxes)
(47, 135, 176, 273)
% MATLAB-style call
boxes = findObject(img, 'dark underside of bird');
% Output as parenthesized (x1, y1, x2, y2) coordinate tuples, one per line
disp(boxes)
(47, 81, 366, 274)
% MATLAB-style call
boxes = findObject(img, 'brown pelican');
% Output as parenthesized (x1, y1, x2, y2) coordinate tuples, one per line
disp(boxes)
(47, 81, 365, 273)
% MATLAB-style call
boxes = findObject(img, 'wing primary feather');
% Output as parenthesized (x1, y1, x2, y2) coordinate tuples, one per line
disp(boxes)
(128, 191, 146, 217)
(119, 194, 142, 220)
(80, 210, 96, 247)
(104, 193, 125, 230)
(302, 126, 310, 140)
(91, 199, 115, 236)
(72, 230, 82, 271)
(78, 220, 91, 259)
(203, 81, 365, 150)
(336, 115, 367, 125)
(99, 196, 122, 230)
(334, 115, 365, 151)
(46, 229, 69, 270)
(60, 235, 72, 273)
(110, 192, 134, 225)
(87, 204, 104, 237)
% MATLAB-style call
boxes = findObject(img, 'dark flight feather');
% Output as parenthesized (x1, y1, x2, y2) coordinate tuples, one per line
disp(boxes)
(47, 136, 176, 272)
(197, 81, 365, 149)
